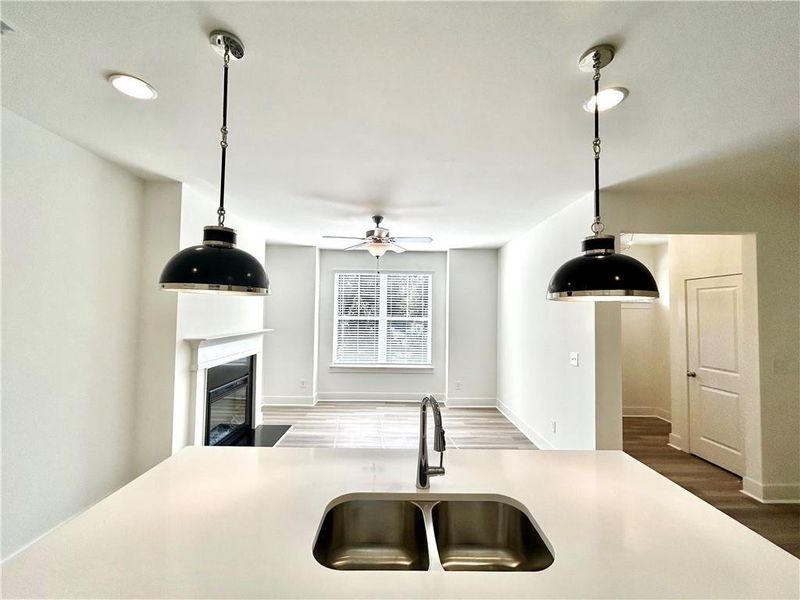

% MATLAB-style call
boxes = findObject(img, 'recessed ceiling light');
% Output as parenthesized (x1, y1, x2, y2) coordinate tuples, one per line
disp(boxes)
(108, 73, 158, 100)
(583, 87, 628, 112)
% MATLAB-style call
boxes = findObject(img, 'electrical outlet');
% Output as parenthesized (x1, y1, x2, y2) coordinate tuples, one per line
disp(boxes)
(569, 352, 579, 367)
(551, 420, 557, 434)
(455, 380, 462, 391)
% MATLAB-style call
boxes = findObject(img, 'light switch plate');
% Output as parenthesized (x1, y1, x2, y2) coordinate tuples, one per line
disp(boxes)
(569, 352, 579, 367)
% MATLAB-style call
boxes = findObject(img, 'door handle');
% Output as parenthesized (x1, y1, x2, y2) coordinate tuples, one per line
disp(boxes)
(687, 371, 697, 378)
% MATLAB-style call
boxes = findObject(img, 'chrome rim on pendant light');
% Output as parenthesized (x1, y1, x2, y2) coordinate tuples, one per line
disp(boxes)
(159, 31, 270, 296)
(546, 45, 658, 302)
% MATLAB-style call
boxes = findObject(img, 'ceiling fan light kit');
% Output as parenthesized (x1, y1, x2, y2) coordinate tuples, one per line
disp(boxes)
(159, 31, 269, 296)
(546, 45, 658, 302)
(366, 242, 391, 258)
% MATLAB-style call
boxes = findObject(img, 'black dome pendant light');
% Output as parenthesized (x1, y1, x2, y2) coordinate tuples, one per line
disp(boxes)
(159, 31, 270, 296)
(547, 45, 658, 302)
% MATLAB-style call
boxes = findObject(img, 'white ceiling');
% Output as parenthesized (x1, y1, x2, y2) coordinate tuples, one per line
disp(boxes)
(2, 2, 798, 249)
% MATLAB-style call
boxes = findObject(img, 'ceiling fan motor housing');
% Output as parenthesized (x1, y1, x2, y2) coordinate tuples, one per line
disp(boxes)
(367, 227, 391, 240)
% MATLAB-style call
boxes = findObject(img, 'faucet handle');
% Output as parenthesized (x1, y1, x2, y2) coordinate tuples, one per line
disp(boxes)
(434, 428, 446, 452)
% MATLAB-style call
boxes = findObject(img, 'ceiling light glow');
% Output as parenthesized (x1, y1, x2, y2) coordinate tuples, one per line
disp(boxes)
(366, 242, 390, 257)
(583, 87, 628, 112)
(108, 74, 158, 100)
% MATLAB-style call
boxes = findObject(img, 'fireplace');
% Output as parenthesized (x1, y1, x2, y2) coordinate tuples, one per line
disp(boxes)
(205, 355, 254, 446)
(185, 329, 270, 447)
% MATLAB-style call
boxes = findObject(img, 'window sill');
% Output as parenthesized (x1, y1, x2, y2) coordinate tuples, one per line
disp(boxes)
(329, 364, 434, 374)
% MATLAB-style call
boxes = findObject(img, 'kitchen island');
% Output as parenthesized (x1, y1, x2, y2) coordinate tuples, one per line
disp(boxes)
(2, 447, 798, 598)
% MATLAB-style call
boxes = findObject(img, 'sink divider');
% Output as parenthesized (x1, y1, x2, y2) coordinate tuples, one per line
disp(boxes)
(412, 500, 444, 572)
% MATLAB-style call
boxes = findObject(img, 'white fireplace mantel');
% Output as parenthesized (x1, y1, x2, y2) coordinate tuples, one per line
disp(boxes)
(185, 328, 273, 445)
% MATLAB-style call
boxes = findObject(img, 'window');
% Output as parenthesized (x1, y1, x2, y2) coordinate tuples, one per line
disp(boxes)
(333, 271, 432, 366)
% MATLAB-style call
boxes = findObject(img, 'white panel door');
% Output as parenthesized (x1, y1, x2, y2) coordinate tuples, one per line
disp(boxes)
(686, 274, 745, 475)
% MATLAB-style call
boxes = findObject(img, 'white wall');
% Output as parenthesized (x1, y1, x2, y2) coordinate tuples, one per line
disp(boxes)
(316, 250, 447, 401)
(262, 245, 319, 405)
(1, 109, 143, 558)
(170, 185, 267, 452)
(133, 182, 181, 474)
(497, 197, 616, 450)
(446, 249, 497, 406)
(621, 243, 671, 420)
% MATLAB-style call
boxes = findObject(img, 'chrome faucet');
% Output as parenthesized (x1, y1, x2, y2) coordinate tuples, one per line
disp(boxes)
(417, 394, 446, 489)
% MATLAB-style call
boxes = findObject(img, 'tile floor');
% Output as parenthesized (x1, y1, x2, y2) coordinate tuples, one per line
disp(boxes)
(262, 401, 536, 450)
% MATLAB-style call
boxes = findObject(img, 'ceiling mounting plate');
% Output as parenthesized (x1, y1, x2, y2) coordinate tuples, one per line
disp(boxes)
(209, 30, 245, 61)
(578, 45, 615, 72)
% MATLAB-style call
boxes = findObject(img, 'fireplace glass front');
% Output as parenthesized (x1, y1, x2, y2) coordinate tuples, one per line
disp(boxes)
(206, 356, 254, 446)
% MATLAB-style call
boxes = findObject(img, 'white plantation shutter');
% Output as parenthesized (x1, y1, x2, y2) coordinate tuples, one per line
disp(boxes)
(334, 271, 432, 365)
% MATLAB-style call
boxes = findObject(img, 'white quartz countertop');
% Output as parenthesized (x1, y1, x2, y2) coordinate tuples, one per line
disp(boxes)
(2, 447, 798, 599)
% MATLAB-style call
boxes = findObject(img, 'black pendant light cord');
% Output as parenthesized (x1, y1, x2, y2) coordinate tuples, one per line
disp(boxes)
(591, 55, 604, 236)
(218, 45, 230, 227)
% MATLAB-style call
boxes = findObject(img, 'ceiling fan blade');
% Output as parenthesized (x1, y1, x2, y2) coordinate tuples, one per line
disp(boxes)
(344, 242, 369, 251)
(389, 243, 407, 254)
(322, 236, 366, 240)
(391, 237, 433, 243)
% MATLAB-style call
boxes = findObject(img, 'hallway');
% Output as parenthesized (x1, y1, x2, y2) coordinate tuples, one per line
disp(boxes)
(623, 416, 800, 558)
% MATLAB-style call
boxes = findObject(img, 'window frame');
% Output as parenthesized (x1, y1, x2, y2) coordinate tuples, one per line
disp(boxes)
(331, 269, 434, 368)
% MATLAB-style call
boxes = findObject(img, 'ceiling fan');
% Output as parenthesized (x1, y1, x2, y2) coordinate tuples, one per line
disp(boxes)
(323, 215, 433, 257)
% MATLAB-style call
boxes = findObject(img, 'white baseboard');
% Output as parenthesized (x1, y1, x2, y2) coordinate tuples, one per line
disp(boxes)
(263, 394, 491, 407)
(445, 397, 497, 408)
(496, 399, 552, 449)
(261, 395, 316, 406)
(741, 477, 800, 504)
(314, 391, 445, 402)
(667, 432, 684, 451)
(623, 406, 671, 422)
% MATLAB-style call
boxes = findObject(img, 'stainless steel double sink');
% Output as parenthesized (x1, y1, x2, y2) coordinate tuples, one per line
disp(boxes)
(313, 495, 554, 572)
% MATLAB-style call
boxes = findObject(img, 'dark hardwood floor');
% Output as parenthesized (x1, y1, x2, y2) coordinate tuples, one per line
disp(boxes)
(623, 416, 800, 558)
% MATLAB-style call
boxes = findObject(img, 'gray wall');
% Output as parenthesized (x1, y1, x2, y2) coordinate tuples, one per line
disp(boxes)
(316, 250, 447, 401)
(261, 247, 500, 407)
(447, 249, 498, 405)
(262, 245, 319, 404)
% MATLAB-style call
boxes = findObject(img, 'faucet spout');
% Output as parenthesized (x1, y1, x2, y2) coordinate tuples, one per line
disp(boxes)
(417, 394, 446, 489)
